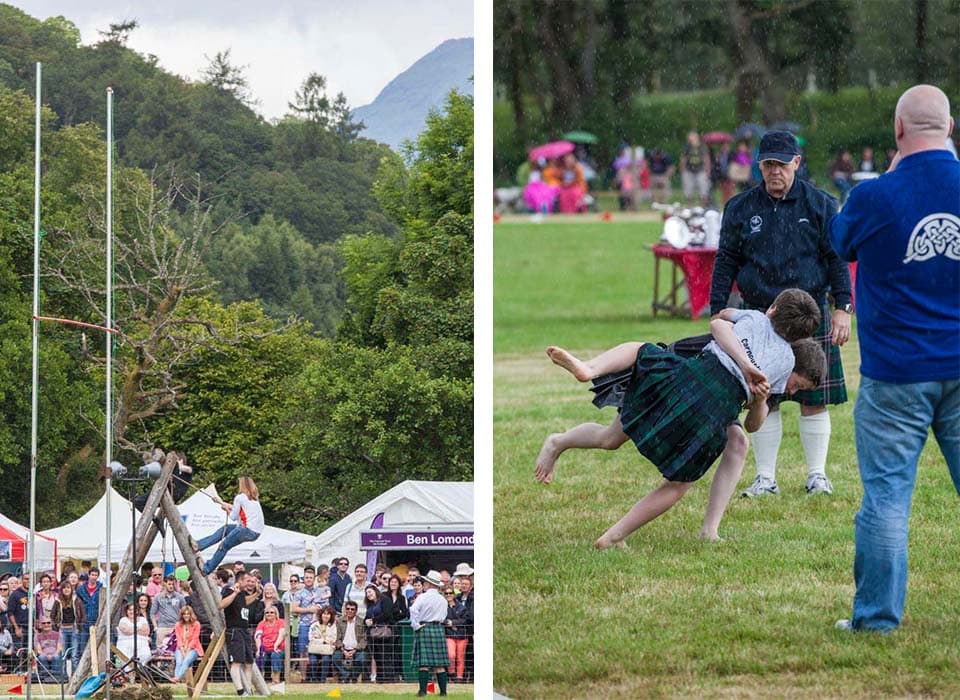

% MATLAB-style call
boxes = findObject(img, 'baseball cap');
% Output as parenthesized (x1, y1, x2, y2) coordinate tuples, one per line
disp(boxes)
(758, 130, 801, 163)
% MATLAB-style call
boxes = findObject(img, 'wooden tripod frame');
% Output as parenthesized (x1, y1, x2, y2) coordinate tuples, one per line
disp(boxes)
(66, 453, 270, 696)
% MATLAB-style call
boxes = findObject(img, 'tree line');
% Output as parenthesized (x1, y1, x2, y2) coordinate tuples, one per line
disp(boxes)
(0, 4, 401, 334)
(0, 4, 474, 533)
(494, 0, 959, 181)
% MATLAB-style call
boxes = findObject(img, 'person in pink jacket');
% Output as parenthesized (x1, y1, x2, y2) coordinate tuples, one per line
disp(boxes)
(172, 606, 204, 683)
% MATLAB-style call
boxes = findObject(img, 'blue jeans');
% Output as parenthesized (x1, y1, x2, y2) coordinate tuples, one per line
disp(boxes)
(833, 176, 853, 203)
(60, 627, 80, 673)
(332, 650, 367, 682)
(174, 649, 198, 678)
(197, 524, 260, 574)
(38, 654, 62, 681)
(297, 626, 311, 658)
(258, 650, 283, 675)
(310, 654, 333, 682)
(851, 377, 960, 631)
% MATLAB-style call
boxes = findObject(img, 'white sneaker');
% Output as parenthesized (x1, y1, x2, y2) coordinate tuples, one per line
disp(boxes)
(741, 475, 779, 498)
(806, 474, 834, 495)
(835, 619, 853, 631)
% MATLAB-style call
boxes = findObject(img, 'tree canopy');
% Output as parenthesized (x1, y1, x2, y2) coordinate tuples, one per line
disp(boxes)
(0, 5, 474, 533)
(494, 0, 960, 181)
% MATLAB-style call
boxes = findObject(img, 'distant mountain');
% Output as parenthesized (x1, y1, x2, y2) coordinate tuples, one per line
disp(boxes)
(353, 37, 473, 151)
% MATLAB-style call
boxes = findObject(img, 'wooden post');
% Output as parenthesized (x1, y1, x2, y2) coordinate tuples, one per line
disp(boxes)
(190, 632, 225, 700)
(161, 491, 269, 695)
(88, 627, 98, 675)
(66, 454, 177, 694)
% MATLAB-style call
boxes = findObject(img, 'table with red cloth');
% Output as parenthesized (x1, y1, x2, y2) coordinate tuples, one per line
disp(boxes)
(650, 245, 857, 319)
(650, 244, 718, 319)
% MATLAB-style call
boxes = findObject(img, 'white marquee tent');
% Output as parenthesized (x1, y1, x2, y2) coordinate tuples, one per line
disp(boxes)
(39, 487, 132, 562)
(312, 480, 473, 569)
(41, 485, 311, 567)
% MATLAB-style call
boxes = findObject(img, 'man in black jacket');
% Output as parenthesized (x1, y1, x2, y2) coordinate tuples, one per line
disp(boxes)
(710, 130, 852, 499)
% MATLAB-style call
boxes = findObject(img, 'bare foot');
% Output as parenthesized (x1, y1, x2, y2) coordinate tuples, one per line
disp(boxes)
(546, 346, 593, 382)
(535, 434, 562, 483)
(698, 531, 722, 542)
(595, 531, 629, 550)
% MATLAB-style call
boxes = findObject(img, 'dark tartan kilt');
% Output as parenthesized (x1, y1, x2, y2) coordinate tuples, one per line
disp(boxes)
(772, 305, 847, 408)
(599, 344, 745, 482)
(412, 623, 449, 668)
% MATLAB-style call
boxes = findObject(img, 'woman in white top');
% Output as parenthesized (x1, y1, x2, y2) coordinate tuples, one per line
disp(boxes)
(193, 477, 264, 575)
(116, 603, 152, 666)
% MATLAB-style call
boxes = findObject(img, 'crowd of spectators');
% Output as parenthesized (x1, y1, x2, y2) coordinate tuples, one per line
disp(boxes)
(522, 150, 597, 215)
(0, 556, 475, 687)
(506, 128, 930, 218)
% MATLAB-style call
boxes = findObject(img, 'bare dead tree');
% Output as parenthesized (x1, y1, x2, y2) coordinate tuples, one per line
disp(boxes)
(42, 167, 282, 458)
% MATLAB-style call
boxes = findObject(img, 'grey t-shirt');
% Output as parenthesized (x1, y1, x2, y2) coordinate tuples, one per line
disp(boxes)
(703, 309, 794, 400)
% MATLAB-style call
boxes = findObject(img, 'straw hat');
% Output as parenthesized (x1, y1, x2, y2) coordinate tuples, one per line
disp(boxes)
(418, 570, 444, 587)
(453, 562, 474, 577)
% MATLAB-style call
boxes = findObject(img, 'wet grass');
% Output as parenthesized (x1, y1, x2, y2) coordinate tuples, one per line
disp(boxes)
(492, 220, 960, 699)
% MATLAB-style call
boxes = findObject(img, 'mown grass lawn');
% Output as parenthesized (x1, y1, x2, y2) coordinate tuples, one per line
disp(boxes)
(493, 218, 960, 699)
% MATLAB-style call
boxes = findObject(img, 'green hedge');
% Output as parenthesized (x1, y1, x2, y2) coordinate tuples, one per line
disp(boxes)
(494, 85, 959, 187)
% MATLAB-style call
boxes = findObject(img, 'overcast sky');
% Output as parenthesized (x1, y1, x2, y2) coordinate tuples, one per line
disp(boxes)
(11, 0, 474, 120)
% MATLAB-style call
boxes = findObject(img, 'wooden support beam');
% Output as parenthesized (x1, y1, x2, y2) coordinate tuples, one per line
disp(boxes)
(160, 493, 268, 695)
(67, 454, 177, 694)
(190, 631, 225, 700)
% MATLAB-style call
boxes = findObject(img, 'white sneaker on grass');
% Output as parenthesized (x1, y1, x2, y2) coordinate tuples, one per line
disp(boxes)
(835, 619, 853, 631)
(806, 473, 834, 495)
(741, 475, 779, 498)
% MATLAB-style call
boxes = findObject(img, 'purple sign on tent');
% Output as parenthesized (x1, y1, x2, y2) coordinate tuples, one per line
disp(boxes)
(359, 529, 474, 551)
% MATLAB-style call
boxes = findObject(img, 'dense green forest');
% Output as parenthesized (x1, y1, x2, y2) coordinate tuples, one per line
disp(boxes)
(0, 5, 474, 532)
(494, 0, 960, 183)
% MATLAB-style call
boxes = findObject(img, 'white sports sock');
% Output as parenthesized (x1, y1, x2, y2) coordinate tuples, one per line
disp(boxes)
(750, 409, 782, 480)
(799, 411, 831, 477)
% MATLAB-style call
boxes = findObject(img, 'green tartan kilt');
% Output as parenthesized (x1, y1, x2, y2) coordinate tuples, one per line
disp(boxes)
(773, 305, 847, 407)
(412, 623, 449, 668)
(618, 344, 746, 482)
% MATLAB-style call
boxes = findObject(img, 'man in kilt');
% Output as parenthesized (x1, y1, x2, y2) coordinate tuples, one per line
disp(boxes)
(710, 130, 853, 498)
(409, 570, 451, 696)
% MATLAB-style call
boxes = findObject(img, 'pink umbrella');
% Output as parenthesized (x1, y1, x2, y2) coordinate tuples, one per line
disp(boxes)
(703, 131, 733, 145)
(529, 141, 575, 162)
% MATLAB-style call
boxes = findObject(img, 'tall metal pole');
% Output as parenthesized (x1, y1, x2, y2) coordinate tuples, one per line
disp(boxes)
(104, 86, 114, 700)
(27, 62, 41, 700)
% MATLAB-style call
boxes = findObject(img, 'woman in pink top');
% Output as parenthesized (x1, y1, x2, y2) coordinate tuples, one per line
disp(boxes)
(254, 605, 286, 682)
(172, 605, 204, 682)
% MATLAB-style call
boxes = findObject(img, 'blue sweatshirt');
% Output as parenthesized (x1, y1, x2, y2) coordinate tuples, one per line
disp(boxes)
(711, 177, 851, 314)
(828, 149, 960, 383)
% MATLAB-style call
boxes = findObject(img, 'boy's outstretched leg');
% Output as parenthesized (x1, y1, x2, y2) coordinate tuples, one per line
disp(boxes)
(699, 424, 749, 541)
(535, 417, 629, 483)
(547, 342, 644, 382)
(596, 479, 693, 549)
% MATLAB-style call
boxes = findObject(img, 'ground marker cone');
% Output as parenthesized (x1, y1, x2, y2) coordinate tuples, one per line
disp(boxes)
(325, 689, 341, 698)
(8, 685, 22, 695)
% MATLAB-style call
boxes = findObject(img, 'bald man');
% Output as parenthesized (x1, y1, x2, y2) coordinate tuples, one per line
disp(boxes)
(829, 84, 959, 633)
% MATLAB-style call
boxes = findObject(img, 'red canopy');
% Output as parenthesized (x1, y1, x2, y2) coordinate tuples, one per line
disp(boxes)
(0, 513, 57, 572)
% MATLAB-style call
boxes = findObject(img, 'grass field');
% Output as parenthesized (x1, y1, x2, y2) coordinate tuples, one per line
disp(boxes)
(492, 218, 960, 699)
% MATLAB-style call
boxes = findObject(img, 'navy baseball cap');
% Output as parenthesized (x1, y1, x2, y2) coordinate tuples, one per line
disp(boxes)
(758, 130, 801, 163)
